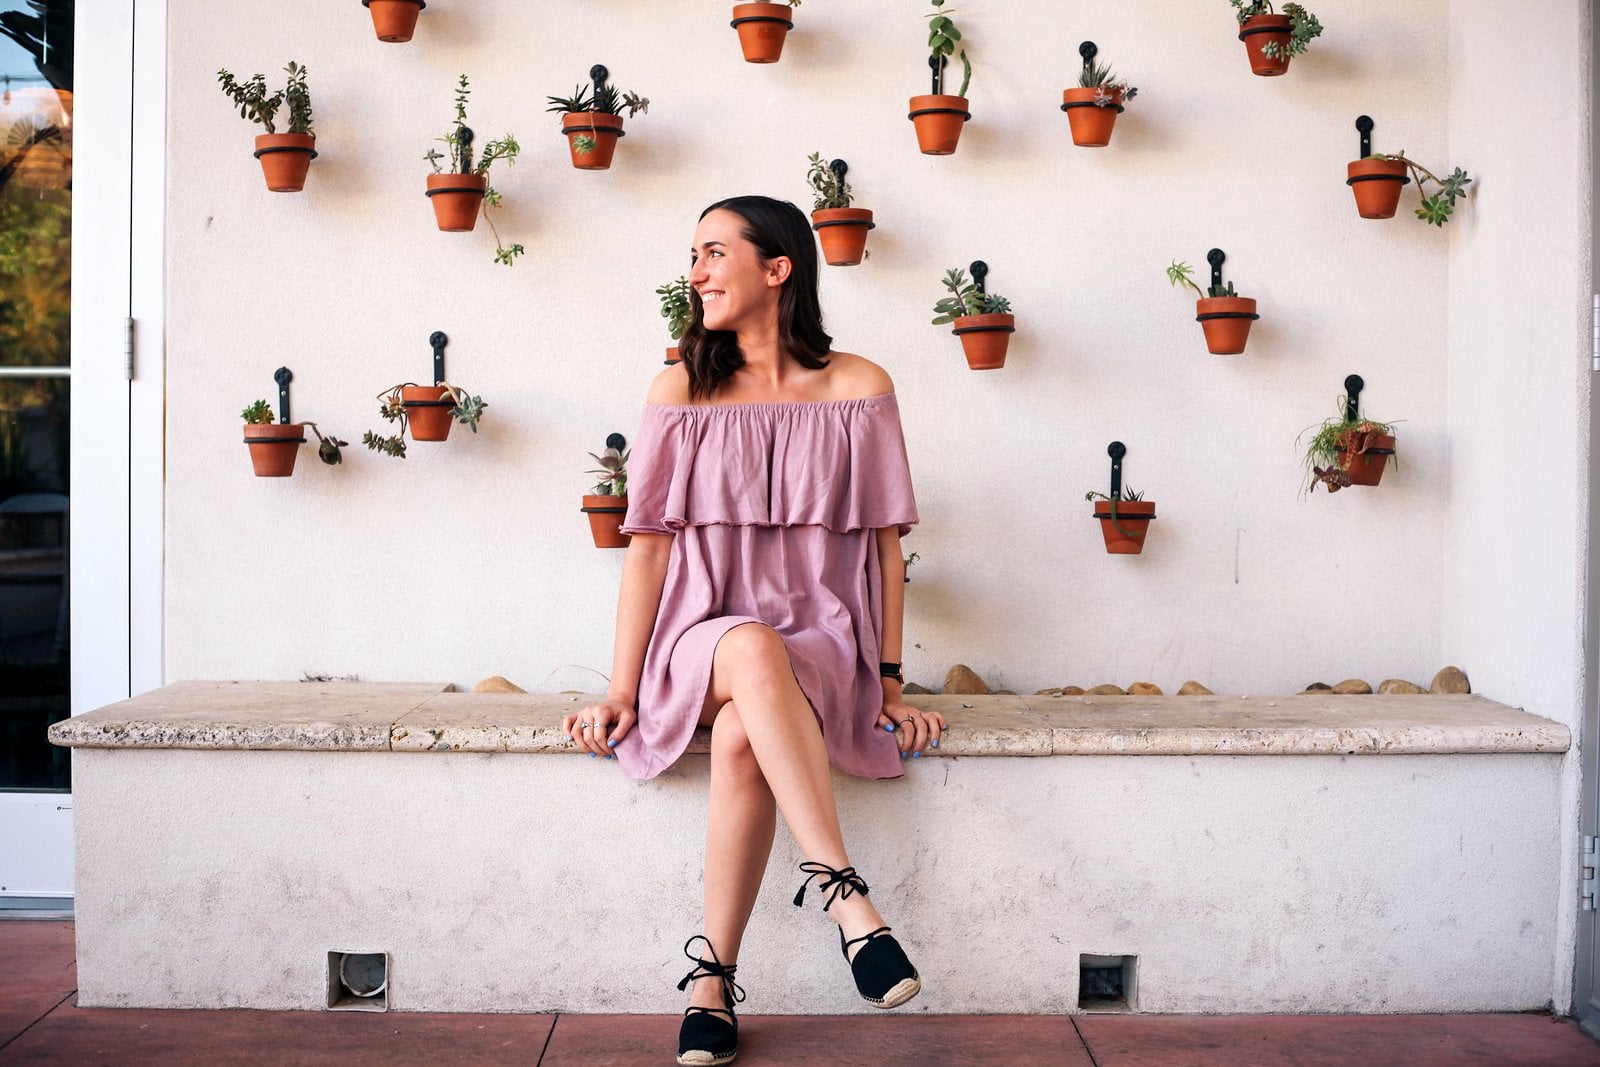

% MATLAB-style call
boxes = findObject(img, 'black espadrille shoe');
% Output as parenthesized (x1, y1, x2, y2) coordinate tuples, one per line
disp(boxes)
(792, 861, 921, 1010)
(675, 935, 745, 1067)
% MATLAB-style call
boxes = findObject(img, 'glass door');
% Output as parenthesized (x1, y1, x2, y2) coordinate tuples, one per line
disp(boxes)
(0, 0, 134, 908)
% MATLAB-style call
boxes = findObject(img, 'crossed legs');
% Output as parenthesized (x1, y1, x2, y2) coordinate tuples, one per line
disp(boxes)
(686, 621, 889, 1013)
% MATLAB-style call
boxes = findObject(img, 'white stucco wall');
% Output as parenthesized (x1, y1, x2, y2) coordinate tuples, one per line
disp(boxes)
(167, 0, 1464, 695)
(1443, 0, 1591, 1013)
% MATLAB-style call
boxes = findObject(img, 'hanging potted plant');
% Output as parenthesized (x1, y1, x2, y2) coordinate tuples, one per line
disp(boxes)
(242, 399, 345, 478)
(731, 0, 800, 63)
(1299, 396, 1398, 493)
(932, 264, 1014, 371)
(1086, 487, 1155, 555)
(216, 61, 316, 192)
(909, 0, 972, 155)
(362, 381, 487, 458)
(1230, 1, 1322, 77)
(582, 435, 631, 549)
(363, 0, 425, 43)
(423, 75, 523, 266)
(1166, 256, 1259, 355)
(1061, 42, 1136, 148)
(657, 276, 690, 366)
(545, 66, 649, 171)
(1348, 151, 1472, 224)
(807, 153, 874, 267)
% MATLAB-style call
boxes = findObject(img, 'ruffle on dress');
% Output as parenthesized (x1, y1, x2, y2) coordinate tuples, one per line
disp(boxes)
(620, 393, 919, 538)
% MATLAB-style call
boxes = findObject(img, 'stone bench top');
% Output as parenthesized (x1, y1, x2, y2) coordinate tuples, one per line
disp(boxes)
(46, 680, 1570, 757)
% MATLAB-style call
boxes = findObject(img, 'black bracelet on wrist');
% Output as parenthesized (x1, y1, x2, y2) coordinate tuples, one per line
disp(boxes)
(879, 662, 903, 682)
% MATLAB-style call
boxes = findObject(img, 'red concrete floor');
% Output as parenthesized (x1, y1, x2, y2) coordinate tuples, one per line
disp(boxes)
(4, 920, 1600, 1066)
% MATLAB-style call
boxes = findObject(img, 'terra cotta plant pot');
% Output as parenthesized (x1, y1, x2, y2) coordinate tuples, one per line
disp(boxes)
(1238, 13, 1293, 76)
(401, 385, 454, 441)
(363, 0, 425, 42)
(426, 173, 486, 232)
(561, 112, 625, 170)
(908, 94, 970, 155)
(1195, 296, 1259, 355)
(1346, 157, 1410, 219)
(253, 133, 317, 192)
(1336, 430, 1396, 486)
(1060, 87, 1123, 147)
(951, 313, 1015, 370)
(582, 494, 631, 548)
(731, 2, 794, 63)
(243, 422, 306, 477)
(665, 346, 681, 366)
(1094, 499, 1156, 555)
(811, 207, 874, 266)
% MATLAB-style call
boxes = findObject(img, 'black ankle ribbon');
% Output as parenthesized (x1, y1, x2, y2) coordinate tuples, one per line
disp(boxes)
(677, 935, 746, 1011)
(793, 862, 870, 911)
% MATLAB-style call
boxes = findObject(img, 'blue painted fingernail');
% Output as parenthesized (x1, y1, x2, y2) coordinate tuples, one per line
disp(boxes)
(884, 724, 895, 732)
(933, 739, 940, 748)
(900, 751, 908, 759)
(608, 740, 617, 747)
(589, 752, 596, 759)
(912, 751, 920, 758)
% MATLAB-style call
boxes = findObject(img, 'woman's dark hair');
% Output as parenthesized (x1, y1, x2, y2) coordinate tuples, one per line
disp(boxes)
(679, 195, 833, 401)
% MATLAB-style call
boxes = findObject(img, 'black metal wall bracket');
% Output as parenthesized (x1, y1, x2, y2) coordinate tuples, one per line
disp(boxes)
(730, 8, 792, 29)
(591, 64, 609, 94)
(606, 432, 627, 452)
(1344, 373, 1364, 422)
(431, 331, 448, 385)
(1107, 440, 1125, 500)
(1061, 43, 1125, 113)
(1348, 116, 1410, 187)
(970, 259, 988, 294)
(275, 367, 293, 424)
(1192, 249, 1260, 322)
(1356, 115, 1373, 159)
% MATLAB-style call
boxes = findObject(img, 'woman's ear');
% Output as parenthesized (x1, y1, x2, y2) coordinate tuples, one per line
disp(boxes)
(764, 256, 793, 288)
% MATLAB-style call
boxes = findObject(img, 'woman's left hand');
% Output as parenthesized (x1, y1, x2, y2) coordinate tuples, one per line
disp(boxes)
(877, 700, 947, 757)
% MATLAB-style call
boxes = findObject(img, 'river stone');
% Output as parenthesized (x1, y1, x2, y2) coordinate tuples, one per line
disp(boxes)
(1378, 678, 1427, 695)
(1300, 682, 1333, 693)
(942, 664, 990, 695)
(1061, 686, 1086, 696)
(1128, 682, 1164, 696)
(1034, 688, 1062, 696)
(1431, 666, 1471, 694)
(1177, 681, 1214, 696)
(472, 676, 526, 694)
(1331, 679, 1373, 694)
(1086, 684, 1127, 696)
(902, 682, 931, 695)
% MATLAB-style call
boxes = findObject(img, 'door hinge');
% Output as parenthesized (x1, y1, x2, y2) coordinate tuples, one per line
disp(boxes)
(124, 316, 135, 381)
(1583, 835, 1597, 910)
(1591, 296, 1599, 371)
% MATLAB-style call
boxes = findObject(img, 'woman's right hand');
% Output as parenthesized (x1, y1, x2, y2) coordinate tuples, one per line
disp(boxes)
(563, 697, 637, 757)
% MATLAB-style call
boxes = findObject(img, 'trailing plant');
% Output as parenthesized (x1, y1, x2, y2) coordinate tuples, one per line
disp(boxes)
(1085, 487, 1145, 539)
(243, 398, 346, 464)
(423, 74, 524, 266)
(1364, 152, 1473, 226)
(363, 381, 487, 459)
(1166, 260, 1236, 299)
(806, 152, 853, 211)
(1297, 397, 1399, 494)
(1229, 1, 1322, 59)
(217, 61, 314, 135)
(924, 0, 972, 98)
(657, 276, 692, 341)
(586, 440, 630, 496)
(1079, 53, 1137, 107)
(931, 267, 1011, 323)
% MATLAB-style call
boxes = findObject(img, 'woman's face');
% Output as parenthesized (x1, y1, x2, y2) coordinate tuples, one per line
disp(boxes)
(689, 209, 790, 335)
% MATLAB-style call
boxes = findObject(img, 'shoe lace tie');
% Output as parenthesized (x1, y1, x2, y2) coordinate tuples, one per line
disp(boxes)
(677, 935, 746, 1015)
(792, 861, 870, 912)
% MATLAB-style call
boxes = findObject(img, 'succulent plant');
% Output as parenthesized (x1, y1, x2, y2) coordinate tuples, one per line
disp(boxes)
(586, 440, 630, 496)
(1079, 55, 1137, 107)
(924, 0, 972, 97)
(806, 152, 853, 211)
(363, 381, 487, 460)
(1365, 152, 1473, 227)
(1230, 1, 1323, 59)
(657, 276, 693, 341)
(931, 268, 1011, 324)
(241, 399, 274, 425)
(1166, 260, 1236, 300)
(217, 61, 314, 135)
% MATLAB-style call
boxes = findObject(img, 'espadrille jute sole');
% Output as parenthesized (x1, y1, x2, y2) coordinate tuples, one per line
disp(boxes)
(868, 975, 921, 1009)
(677, 1049, 737, 1066)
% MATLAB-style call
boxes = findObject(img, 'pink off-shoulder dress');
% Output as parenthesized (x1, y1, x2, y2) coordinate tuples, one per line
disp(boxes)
(613, 392, 920, 782)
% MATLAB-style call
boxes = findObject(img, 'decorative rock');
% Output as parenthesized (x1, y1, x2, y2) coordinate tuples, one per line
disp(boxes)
(1331, 679, 1374, 695)
(1300, 682, 1333, 693)
(1378, 679, 1427, 695)
(1034, 688, 1062, 696)
(994, 689, 1017, 696)
(1431, 666, 1471, 694)
(1177, 681, 1215, 696)
(942, 664, 990, 695)
(1127, 682, 1164, 696)
(1061, 686, 1086, 696)
(902, 682, 932, 695)
(472, 676, 526, 694)
(1086, 684, 1127, 696)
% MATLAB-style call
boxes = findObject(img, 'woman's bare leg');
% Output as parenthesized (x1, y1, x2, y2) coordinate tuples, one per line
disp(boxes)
(688, 700, 777, 1012)
(701, 623, 890, 959)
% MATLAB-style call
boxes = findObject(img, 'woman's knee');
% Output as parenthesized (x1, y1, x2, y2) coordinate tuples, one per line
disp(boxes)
(715, 623, 795, 692)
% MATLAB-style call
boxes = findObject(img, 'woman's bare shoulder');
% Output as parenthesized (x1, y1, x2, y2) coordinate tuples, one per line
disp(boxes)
(646, 362, 692, 405)
(827, 352, 895, 399)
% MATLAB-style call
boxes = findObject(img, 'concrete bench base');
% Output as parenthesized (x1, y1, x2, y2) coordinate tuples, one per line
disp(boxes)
(67, 726, 1560, 1013)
